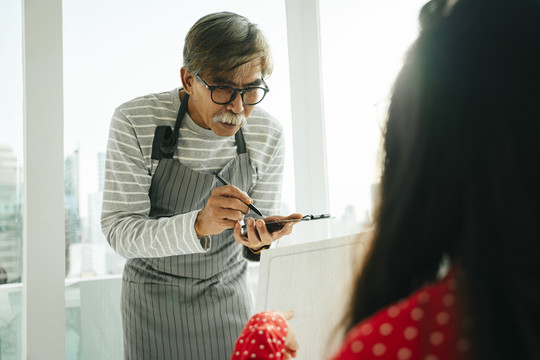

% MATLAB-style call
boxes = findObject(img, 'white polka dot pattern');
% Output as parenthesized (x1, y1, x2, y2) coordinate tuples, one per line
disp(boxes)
(418, 292, 431, 304)
(430, 331, 444, 346)
(372, 343, 386, 356)
(379, 323, 393, 336)
(436, 312, 450, 325)
(360, 323, 373, 335)
(410, 308, 424, 321)
(351, 340, 363, 353)
(404, 326, 418, 340)
(397, 347, 412, 360)
(443, 294, 455, 307)
(387, 306, 400, 318)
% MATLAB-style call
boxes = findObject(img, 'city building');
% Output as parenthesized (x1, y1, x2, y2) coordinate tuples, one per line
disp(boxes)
(0, 145, 22, 284)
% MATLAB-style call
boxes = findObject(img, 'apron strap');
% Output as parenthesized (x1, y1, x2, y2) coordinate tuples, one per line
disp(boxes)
(173, 92, 190, 137)
(151, 126, 174, 160)
(151, 92, 190, 160)
(234, 128, 247, 154)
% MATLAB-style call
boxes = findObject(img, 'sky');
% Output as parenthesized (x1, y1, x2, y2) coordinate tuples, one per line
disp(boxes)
(0, 0, 23, 160)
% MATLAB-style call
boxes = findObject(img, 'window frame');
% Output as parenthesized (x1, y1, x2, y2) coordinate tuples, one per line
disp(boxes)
(285, 0, 331, 243)
(22, 0, 65, 358)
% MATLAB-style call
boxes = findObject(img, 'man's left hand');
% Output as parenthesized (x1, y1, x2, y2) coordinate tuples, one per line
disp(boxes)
(232, 213, 303, 250)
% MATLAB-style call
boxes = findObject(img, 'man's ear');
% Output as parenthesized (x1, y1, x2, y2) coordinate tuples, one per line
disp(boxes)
(180, 67, 194, 94)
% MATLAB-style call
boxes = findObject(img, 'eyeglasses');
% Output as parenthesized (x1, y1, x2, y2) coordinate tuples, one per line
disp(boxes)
(196, 74, 270, 106)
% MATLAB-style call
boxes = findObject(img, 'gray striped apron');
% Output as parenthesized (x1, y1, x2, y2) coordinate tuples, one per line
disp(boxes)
(121, 93, 254, 360)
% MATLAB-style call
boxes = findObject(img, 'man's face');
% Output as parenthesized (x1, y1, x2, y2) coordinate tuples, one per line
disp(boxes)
(184, 59, 264, 137)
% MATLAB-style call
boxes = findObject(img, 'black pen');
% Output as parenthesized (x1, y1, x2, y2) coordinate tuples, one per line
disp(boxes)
(212, 171, 263, 216)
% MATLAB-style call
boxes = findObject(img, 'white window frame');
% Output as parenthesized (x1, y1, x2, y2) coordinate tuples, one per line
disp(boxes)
(285, 0, 331, 242)
(22, 0, 65, 358)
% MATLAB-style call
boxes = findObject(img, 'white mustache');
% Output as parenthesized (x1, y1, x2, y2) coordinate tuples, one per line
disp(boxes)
(212, 112, 246, 126)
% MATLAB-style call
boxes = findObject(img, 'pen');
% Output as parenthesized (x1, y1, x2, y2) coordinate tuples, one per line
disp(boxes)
(212, 171, 263, 216)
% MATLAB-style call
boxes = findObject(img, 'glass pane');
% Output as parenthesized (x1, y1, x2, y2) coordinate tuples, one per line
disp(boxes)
(0, 0, 23, 359)
(319, 0, 426, 237)
(63, 1, 292, 358)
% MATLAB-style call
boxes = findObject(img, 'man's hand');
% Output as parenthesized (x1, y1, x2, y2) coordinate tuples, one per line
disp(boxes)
(233, 213, 303, 250)
(194, 185, 252, 237)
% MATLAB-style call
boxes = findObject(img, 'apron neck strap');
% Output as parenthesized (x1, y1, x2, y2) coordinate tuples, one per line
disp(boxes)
(159, 93, 189, 155)
(234, 128, 246, 154)
(174, 92, 189, 136)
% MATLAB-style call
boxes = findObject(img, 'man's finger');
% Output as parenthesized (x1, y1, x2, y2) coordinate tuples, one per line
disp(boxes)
(216, 197, 250, 215)
(214, 184, 252, 206)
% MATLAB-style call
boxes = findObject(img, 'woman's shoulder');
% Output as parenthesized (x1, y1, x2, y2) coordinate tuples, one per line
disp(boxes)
(331, 271, 469, 359)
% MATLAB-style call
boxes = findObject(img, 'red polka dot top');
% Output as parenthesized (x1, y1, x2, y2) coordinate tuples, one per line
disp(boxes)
(330, 269, 470, 359)
(232, 269, 471, 360)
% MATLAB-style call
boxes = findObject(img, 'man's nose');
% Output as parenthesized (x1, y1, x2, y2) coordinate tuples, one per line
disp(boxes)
(226, 93, 244, 114)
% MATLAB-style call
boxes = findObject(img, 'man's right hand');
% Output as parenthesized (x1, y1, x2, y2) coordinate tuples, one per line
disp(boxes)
(194, 185, 252, 237)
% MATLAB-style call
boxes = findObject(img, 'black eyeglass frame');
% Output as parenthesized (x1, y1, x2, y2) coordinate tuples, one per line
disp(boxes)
(196, 73, 270, 106)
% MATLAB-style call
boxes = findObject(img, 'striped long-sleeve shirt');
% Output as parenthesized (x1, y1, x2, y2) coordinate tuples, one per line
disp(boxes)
(101, 88, 285, 259)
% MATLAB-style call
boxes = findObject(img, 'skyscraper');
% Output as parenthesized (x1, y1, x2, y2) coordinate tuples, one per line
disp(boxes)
(0, 145, 22, 284)
(65, 149, 81, 275)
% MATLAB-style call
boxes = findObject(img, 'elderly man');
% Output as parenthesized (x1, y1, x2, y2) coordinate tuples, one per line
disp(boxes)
(101, 12, 301, 360)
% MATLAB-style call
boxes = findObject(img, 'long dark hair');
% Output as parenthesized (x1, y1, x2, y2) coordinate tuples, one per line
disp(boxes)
(344, 0, 540, 358)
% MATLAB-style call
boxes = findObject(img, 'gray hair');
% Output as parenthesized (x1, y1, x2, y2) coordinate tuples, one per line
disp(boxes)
(183, 12, 273, 79)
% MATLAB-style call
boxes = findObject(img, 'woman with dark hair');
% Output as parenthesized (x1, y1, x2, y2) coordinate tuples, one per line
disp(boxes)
(337, 0, 540, 358)
(232, 0, 540, 358)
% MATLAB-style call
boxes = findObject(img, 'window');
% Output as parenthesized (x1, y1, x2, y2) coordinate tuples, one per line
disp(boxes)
(319, 0, 427, 237)
(0, 0, 23, 358)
